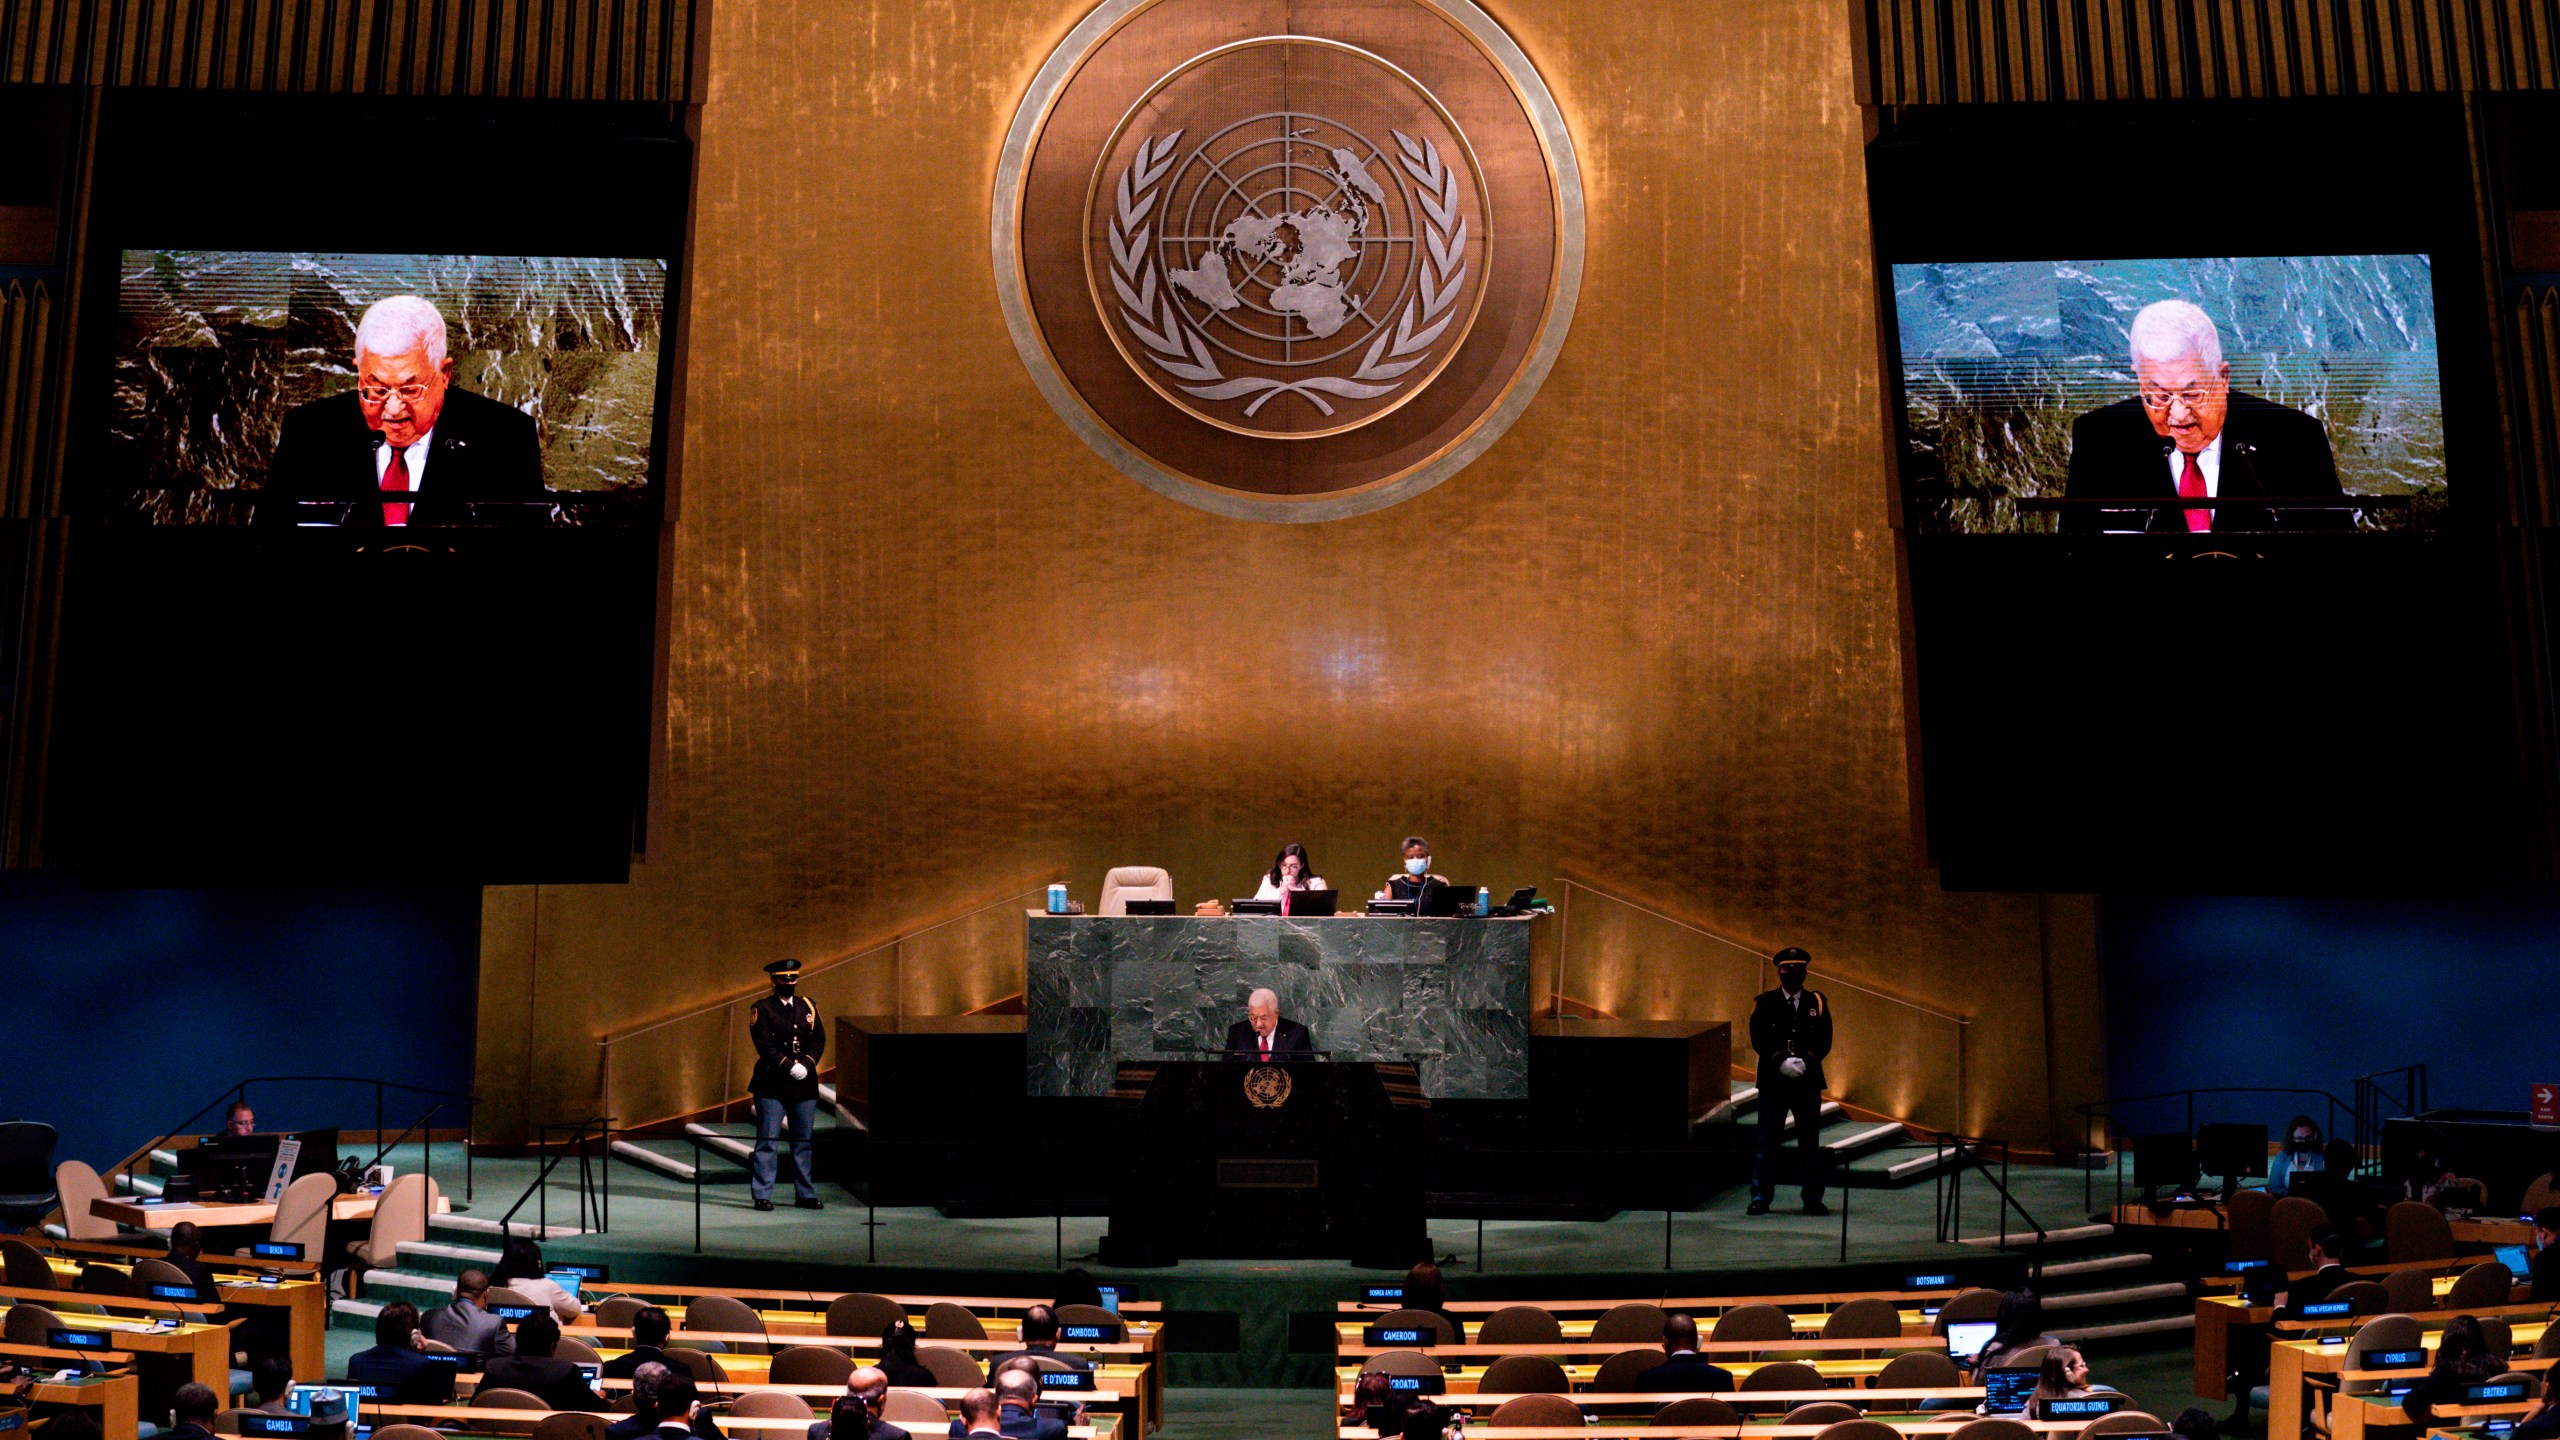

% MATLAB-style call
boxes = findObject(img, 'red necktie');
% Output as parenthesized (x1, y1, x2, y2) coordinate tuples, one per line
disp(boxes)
(382, 445, 412, 527)
(2179, 450, 2210, 533)
(1260, 1035, 1270, 1058)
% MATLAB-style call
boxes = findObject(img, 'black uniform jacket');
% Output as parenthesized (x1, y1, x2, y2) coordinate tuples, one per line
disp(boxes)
(749, 992, 825, 1103)
(1748, 985, 1832, 1090)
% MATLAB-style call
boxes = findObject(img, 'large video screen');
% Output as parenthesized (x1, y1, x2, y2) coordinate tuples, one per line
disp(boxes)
(109, 251, 667, 527)
(1892, 255, 2443, 535)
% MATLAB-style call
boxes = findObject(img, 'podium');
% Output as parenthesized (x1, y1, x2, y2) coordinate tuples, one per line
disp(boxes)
(1098, 1059, 1428, 1267)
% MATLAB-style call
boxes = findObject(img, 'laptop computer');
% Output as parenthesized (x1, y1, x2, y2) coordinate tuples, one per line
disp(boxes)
(1944, 1320, 1999, 1363)
(1983, 1368, 2040, 1415)
(1416, 880, 1473, 917)
(2496, 1244, 2530, 1278)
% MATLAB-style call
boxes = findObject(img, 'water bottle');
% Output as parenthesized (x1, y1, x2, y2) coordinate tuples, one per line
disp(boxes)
(1477, 886, 1491, 917)
(1047, 883, 1068, 915)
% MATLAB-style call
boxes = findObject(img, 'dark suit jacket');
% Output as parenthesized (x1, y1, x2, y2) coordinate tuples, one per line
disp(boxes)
(608, 1416, 723, 1440)
(2532, 1244, 2560, 1304)
(1748, 986, 1831, 1090)
(2061, 391, 2347, 533)
(947, 1406, 1066, 1440)
(980, 1347, 1094, 1375)
(346, 1344, 456, 1403)
(2283, 1263, 2352, 1314)
(1223, 1018, 1314, 1060)
(259, 386, 544, 529)
(164, 1253, 223, 1299)
(1634, 1351, 1735, 1393)
(481, 1354, 607, 1411)
(601, 1343, 669, 1380)
(421, 1297, 515, 1364)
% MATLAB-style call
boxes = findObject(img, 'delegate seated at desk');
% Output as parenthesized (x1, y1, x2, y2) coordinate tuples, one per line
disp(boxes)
(2534, 1209, 2560, 1303)
(1254, 844, 1328, 904)
(1379, 836, 1447, 901)
(2278, 1228, 2352, 1313)
(1633, 1312, 1734, 1393)
(347, 1302, 456, 1403)
(948, 1368, 1069, 1440)
(482, 1313, 608, 1411)
(1225, 989, 1314, 1062)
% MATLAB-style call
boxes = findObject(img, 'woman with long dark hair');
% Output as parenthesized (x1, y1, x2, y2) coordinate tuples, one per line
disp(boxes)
(2027, 1347, 2095, 1417)
(876, 1318, 934, 1388)
(1255, 844, 1327, 902)
(490, 1236, 584, 1321)
(2404, 1316, 2503, 1426)
(1969, 1290, 2055, 1381)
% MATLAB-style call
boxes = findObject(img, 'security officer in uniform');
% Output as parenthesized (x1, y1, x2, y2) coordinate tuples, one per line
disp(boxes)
(1746, 946, 1832, 1216)
(748, 958, 825, 1212)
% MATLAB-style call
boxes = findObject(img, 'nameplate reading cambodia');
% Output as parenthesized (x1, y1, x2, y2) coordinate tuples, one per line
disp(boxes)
(995, 0, 1583, 521)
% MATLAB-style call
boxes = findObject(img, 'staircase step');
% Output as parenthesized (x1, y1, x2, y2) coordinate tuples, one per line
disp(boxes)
(682, 1124, 756, 1164)
(332, 1299, 384, 1325)
(359, 1268, 458, 1303)
(2050, 1314, 2197, 1344)
(428, 1214, 585, 1241)
(612, 1139, 698, 1183)
(1959, 1222, 2115, 1247)
(1823, 1122, 1909, 1156)
(2038, 1281, 2189, 1312)
(150, 1149, 179, 1169)
(116, 1172, 165, 1197)
(2036, 1252, 2154, 1280)
(394, 1240, 503, 1277)
(1844, 1145, 1957, 1180)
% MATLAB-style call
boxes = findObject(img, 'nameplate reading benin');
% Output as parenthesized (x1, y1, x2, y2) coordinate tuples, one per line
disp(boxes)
(995, 0, 1584, 521)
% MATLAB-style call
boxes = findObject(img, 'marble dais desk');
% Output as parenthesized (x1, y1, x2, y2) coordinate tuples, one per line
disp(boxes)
(1024, 913, 1532, 1099)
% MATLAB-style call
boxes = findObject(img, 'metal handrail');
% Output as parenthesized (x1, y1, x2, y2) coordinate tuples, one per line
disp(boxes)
(2072, 1075, 2429, 1213)
(500, 1117, 614, 1238)
(1928, 1131, 2046, 1256)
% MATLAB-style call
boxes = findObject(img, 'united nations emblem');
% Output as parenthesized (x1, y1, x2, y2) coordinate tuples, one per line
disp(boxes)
(1242, 1064, 1293, 1109)
(996, 0, 1583, 521)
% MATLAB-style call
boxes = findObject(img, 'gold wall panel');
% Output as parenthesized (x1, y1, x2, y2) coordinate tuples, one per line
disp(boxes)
(476, 0, 2107, 1151)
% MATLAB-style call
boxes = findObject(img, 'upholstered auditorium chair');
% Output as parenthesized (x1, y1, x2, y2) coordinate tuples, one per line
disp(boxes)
(592, 1296, 648, 1329)
(553, 1337, 602, 1365)
(1477, 1355, 1570, 1396)
(2447, 1261, 2518, 1311)
(879, 1393, 947, 1427)
(466, 1387, 546, 1433)
(2226, 1188, 2274, 1263)
(1810, 1420, 1903, 1440)
(823, 1292, 904, 1337)
(1587, 1302, 1665, 1344)
(372, 1426, 447, 1440)
(345, 1174, 437, 1273)
(1052, 1303, 1119, 1331)
(2270, 1196, 2328, 1271)
(2077, 1413, 2166, 1440)
(1785, 1403, 1865, 1425)
(728, 1392, 814, 1420)
(685, 1294, 768, 1354)
(1710, 1303, 1795, 1344)
(1944, 1421, 2036, 1440)
(2325, 1280, 2388, 1316)
(52, 1161, 116, 1241)
(1874, 1350, 1964, 1389)
(2381, 1268, 2435, 1314)
(769, 1345, 853, 1387)
(1369, 1308, 1455, 1346)
(2386, 1201, 2456, 1263)
(1097, 868, 1172, 916)
(916, 1346, 984, 1387)
(1932, 1289, 2003, 1333)
(1589, 1349, 1659, 1391)
(662, 1348, 727, 1383)
(1358, 1349, 1440, 1378)
(531, 1415, 608, 1440)
(0, 1237, 56, 1289)
(1474, 1305, 1564, 1346)
(1652, 1399, 1740, 1427)
(922, 1302, 984, 1339)
(2524, 1173, 2558, 1216)
(1486, 1395, 1582, 1427)
(1, 1301, 59, 1345)
(245, 1172, 338, 1262)
(1821, 1298, 1903, 1340)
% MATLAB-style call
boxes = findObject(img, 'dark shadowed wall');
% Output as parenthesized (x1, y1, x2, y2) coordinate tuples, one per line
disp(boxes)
(474, 0, 2109, 1149)
(0, 872, 480, 1170)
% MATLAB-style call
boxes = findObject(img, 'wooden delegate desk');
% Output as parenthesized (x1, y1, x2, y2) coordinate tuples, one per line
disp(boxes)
(2267, 1312, 2553, 1440)
(1336, 1386, 1988, 1411)
(0, 1296, 234, 1391)
(45, 1254, 332, 1385)
(372, 1406, 1115, 1440)
(25, 1371, 144, 1440)
(1335, 1309, 1936, 1348)
(1333, 1354, 1912, 1396)
(90, 1190, 449, 1231)
(2115, 1202, 2531, 1250)
(1331, 1425, 2111, 1439)
(1334, 1336, 1948, 1366)
(2330, 1393, 2540, 1440)
(1340, 1286, 1963, 1317)
(2195, 1269, 2520, 1401)
(583, 1341, 1155, 1436)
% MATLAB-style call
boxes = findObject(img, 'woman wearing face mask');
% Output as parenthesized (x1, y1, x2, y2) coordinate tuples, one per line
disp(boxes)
(1255, 844, 1328, 904)
(1380, 836, 1447, 901)
(2268, 1114, 2325, 1197)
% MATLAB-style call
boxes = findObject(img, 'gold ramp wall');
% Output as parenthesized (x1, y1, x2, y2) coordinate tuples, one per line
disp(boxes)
(474, 0, 2107, 1151)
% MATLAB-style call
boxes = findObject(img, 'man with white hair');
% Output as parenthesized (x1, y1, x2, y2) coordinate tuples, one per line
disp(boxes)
(1223, 986, 1314, 1060)
(2061, 297, 2343, 533)
(261, 293, 544, 527)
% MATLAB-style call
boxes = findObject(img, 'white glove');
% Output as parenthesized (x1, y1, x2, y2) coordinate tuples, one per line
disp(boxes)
(1780, 1057, 1807, 1079)
(788, 1062, 808, 1081)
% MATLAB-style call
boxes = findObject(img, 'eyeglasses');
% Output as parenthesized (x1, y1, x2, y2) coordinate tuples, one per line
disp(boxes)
(2138, 384, 2216, 415)
(357, 382, 433, 406)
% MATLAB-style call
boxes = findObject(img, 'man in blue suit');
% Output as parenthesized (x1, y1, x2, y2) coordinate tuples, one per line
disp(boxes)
(1634, 1313, 1734, 1393)
(345, 1302, 457, 1403)
(946, 1367, 1070, 1440)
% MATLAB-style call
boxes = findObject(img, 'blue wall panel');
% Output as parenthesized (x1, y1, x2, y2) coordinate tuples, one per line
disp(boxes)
(2102, 892, 2560, 1140)
(0, 873, 481, 1172)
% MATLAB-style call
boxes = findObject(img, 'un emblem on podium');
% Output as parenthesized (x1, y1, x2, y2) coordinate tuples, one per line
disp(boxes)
(996, 0, 1583, 521)
(1242, 1065, 1293, 1109)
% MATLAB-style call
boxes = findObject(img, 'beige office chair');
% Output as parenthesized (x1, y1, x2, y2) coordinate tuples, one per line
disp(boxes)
(878, 1393, 948, 1427)
(1589, 1348, 1660, 1391)
(2386, 1201, 2456, 1263)
(916, 1346, 984, 1387)
(2381, 1267, 2436, 1314)
(251, 1173, 339, 1261)
(2227, 1188, 2275, 1263)
(2447, 1261, 2517, 1311)
(1653, 1398, 1740, 1426)
(1822, 1298, 1903, 1340)
(1370, 1308, 1456, 1346)
(1486, 1395, 1582, 1427)
(1097, 867, 1173, 917)
(466, 1387, 548, 1434)
(1358, 1349, 1442, 1378)
(0, 1237, 57, 1289)
(592, 1296, 648, 1329)
(488, 1288, 539, 1310)
(2271, 1196, 2329, 1272)
(769, 1345, 854, 1386)
(554, 1337, 602, 1365)
(1588, 1302, 1666, 1343)
(1787, 1402, 1866, 1424)
(1478, 1354, 1571, 1395)
(53, 1162, 115, 1241)
(1475, 1305, 1564, 1345)
(345, 1174, 438, 1271)
(823, 1293, 905, 1337)
(728, 1392, 813, 1420)
(921, 1302, 984, 1339)
(530, 1416, 608, 1440)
